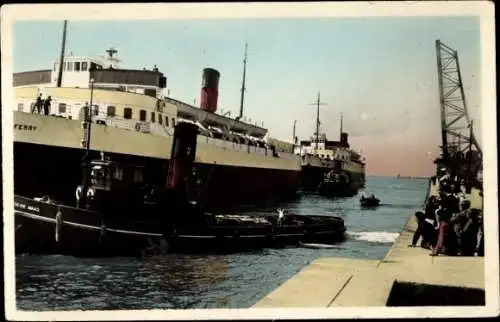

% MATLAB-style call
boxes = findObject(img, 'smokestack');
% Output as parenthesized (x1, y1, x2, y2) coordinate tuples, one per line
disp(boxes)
(200, 68, 220, 113)
(340, 132, 349, 147)
(166, 122, 199, 190)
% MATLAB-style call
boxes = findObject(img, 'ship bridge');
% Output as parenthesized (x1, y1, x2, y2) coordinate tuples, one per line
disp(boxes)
(13, 47, 166, 99)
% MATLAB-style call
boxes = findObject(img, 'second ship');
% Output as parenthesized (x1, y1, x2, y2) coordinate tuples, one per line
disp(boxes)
(294, 93, 366, 197)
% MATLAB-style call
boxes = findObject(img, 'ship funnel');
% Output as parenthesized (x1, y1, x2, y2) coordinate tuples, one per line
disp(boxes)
(200, 68, 220, 113)
(166, 122, 199, 190)
(340, 132, 349, 146)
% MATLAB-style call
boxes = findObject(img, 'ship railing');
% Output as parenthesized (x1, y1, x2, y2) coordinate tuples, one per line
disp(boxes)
(25, 102, 177, 138)
(19, 100, 175, 136)
(198, 135, 275, 157)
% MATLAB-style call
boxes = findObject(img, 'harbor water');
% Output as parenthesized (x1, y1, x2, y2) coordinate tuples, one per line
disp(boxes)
(15, 176, 429, 310)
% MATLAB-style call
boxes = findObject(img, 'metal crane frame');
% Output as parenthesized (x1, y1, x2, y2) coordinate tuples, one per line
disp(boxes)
(435, 40, 482, 176)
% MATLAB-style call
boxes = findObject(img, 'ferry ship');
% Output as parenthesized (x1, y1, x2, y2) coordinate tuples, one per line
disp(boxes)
(12, 26, 300, 211)
(293, 93, 365, 196)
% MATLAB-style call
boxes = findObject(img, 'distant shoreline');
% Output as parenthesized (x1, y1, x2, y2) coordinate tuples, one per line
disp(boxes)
(366, 175, 430, 180)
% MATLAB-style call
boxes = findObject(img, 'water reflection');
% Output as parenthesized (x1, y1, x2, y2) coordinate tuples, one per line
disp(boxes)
(139, 254, 229, 293)
(16, 177, 429, 310)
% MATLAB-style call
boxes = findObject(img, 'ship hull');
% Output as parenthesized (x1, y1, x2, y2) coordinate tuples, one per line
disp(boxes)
(14, 195, 165, 257)
(14, 141, 300, 212)
(14, 195, 346, 257)
(300, 164, 365, 196)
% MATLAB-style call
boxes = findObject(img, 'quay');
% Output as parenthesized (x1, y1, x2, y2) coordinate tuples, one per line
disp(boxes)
(254, 181, 485, 307)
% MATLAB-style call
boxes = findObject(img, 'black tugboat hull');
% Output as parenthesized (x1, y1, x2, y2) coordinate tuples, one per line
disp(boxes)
(14, 195, 164, 257)
(13, 195, 347, 257)
(167, 213, 346, 254)
(170, 224, 346, 254)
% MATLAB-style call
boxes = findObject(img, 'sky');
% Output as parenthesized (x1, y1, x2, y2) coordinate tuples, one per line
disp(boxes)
(12, 16, 481, 177)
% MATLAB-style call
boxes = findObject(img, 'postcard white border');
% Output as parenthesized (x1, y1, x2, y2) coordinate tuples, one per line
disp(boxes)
(2, 1, 498, 320)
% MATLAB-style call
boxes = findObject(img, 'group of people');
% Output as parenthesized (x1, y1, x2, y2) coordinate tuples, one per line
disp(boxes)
(31, 93, 52, 115)
(410, 169, 484, 257)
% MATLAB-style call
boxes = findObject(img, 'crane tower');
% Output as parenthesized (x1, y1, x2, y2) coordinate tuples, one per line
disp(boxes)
(435, 39, 482, 182)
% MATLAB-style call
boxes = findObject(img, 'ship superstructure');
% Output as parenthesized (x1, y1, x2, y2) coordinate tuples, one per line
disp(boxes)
(12, 26, 300, 211)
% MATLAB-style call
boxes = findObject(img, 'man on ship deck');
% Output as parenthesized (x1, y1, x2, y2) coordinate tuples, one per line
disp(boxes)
(32, 93, 43, 114)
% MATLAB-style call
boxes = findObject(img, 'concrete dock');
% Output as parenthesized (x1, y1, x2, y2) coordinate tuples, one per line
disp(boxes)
(254, 182, 484, 307)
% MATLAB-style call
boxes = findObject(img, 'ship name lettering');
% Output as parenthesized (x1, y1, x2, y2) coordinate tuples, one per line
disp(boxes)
(14, 124, 37, 131)
(14, 202, 26, 209)
(27, 205, 40, 212)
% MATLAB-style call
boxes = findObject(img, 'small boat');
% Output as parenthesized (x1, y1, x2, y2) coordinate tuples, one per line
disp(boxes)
(168, 208, 346, 254)
(360, 193, 380, 207)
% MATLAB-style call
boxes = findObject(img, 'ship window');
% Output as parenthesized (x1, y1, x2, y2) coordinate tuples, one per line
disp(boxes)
(165, 116, 169, 127)
(81, 62, 88, 71)
(113, 167, 123, 180)
(107, 105, 116, 117)
(151, 112, 156, 123)
(158, 114, 163, 125)
(67, 62, 73, 71)
(58, 103, 67, 113)
(172, 118, 176, 127)
(75, 62, 81, 72)
(139, 109, 147, 122)
(17, 103, 24, 112)
(92, 105, 99, 116)
(124, 107, 132, 119)
(90, 62, 96, 71)
(134, 168, 144, 183)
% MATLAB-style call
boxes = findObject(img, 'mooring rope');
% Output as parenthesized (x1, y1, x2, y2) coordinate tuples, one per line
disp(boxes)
(55, 208, 63, 242)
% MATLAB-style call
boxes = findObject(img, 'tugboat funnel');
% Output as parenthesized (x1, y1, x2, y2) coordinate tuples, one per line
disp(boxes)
(166, 122, 199, 190)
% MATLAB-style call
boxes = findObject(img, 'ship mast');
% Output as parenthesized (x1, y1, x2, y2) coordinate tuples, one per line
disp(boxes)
(340, 112, 343, 139)
(238, 42, 248, 120)
(310, 92, 327, 150)
(292, 120, 297, 145)
(56, 20, 68, 88)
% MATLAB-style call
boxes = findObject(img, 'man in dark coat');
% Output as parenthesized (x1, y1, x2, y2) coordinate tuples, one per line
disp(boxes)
(33, 93, 43, 113)
(476, 211, 484, 256)
(424, 196, 440, 248)
(457, 208, 481, 256)
(409, 210, 430, 248)
(43, 96, 52, 115)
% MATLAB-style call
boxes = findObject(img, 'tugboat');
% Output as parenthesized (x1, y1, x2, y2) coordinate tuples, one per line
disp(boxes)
(14, 119, 347, 257)
(15, 102, 168, 257)
(359, 193, 380, 208)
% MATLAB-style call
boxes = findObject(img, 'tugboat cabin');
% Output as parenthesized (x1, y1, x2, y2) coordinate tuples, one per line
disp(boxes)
(83, 158, 148, 217)
(89, 159, 145, 192)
